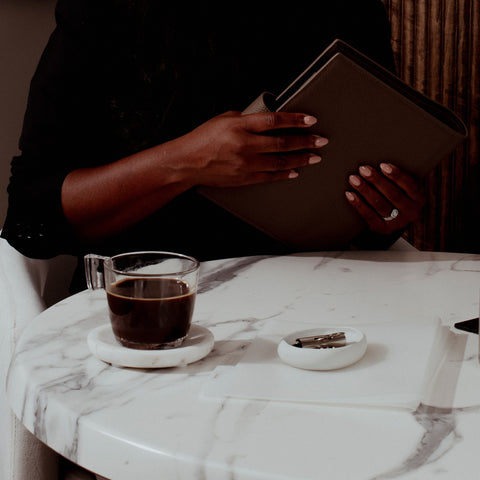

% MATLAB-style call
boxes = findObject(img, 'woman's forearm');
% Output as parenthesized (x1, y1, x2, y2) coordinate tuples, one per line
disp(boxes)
(61, 111, 325, 242)
(61, 139, 195, 241)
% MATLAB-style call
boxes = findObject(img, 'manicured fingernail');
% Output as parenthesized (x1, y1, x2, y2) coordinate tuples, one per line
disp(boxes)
(380, 163, 393, 174)
(314, 136, 329, 147)
(304, 115, 317, 125)
(308, 155, 322, 165)
(349, 175, 361, 187)
(359, 165, 372, 177)
(288, 170, 299, 179)
(345, 191, 355, 202)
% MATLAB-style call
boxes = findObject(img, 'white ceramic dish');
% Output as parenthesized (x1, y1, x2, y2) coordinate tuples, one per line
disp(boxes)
(88, 323, 214, 368)
(277, 326, 367, 370)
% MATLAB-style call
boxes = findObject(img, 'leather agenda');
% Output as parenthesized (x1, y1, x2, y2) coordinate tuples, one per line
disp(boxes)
(198, 39, 467, 250)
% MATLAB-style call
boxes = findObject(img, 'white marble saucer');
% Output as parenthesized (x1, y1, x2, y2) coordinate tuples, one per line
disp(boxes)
(88, 323, 214, 369)
(277, 326, 367, 371)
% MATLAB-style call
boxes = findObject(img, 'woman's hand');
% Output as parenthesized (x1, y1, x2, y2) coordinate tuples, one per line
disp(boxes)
(345, 163, 425, 235)
(177, 111, 328, 188)
(63, 110, 325, 241)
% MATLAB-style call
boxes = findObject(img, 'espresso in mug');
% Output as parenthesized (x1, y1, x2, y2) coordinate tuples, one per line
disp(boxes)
(107, 277, 196, 349)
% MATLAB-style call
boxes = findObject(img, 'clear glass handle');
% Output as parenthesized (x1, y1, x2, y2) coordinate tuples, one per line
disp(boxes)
(84, 254, 109, 290)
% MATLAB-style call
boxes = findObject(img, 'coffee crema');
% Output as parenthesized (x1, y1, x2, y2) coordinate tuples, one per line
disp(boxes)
(107, 277, 196, 349)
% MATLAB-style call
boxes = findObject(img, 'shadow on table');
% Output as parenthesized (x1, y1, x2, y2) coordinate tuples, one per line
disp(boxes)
(137, 339, 252, 375)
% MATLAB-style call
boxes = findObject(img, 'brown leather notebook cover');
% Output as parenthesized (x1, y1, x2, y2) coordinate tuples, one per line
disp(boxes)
(199, 39, 467, 250)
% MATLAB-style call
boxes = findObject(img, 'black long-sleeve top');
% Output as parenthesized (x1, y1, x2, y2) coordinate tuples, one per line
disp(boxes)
(2, 1, 396, 277)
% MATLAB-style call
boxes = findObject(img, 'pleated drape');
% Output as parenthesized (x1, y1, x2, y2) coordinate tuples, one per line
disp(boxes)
(382, 0, 479, 252)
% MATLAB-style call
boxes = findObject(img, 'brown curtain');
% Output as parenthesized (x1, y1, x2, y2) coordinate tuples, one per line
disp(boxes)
(382, 0, 479, 252)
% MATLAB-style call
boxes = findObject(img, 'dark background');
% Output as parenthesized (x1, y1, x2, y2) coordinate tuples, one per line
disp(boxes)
(382, 0, 479, 253)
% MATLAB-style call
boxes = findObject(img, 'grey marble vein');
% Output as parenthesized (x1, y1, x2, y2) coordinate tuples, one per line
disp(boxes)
(198, 256, 270, 294)
(370, 404, 480, 480)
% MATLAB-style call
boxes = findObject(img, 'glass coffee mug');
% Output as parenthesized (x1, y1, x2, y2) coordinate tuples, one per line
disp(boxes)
(85, 251, 200, 350)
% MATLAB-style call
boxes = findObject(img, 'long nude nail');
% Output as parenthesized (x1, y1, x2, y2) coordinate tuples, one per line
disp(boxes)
(359, 165, 372, 177)
(345, 191, 355, 202)
(380, 163, 393, 174)
(314, 136, 329, 147)
(349, 175, 361, 187)
(308, 155, 322, 165)
(288, 170, 299, 179)
(304, 115, 317, 125)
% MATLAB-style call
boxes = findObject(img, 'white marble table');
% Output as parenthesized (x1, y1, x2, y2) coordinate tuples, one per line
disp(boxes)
(7, 250, 480, 480)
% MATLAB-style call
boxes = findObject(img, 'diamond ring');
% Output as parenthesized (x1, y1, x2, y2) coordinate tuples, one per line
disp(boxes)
(382, 208, 399, 222)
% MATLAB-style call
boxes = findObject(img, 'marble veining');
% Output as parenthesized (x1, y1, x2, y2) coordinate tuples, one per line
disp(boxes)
(372, 405, 457, 479)
(6, 250, 480, 479)
(197, 255, 272, 294)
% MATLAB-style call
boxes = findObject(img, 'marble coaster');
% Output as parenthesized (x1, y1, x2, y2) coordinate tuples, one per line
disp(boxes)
(88, 323, 214, 368)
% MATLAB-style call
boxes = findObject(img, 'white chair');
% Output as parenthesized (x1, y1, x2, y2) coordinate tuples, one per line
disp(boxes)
(0, 236, 87, 480)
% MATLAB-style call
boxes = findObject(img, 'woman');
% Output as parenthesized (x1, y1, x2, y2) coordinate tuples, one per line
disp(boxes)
(1, 0, 424, 291)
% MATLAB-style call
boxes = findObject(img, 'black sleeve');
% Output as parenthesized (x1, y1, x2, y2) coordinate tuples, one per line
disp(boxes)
(1, 0, 119, 258)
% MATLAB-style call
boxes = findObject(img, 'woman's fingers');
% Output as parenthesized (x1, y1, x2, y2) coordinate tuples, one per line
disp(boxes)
(348, 172, 393, 219)
(345, 164, 424, 234)
(251, 151, 323, 174)
(242, 111, 319, 133)
(242, 113, 328, 153)
(232, 111, 329, 154)
(190, 111, 328, 188)
(345, 190, 389, 232)
(379, 163, 425, 202)
(254, 132, 328, 154)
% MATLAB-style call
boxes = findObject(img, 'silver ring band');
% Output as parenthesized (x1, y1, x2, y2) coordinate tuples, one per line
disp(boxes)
(382, 208, 399, 222)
